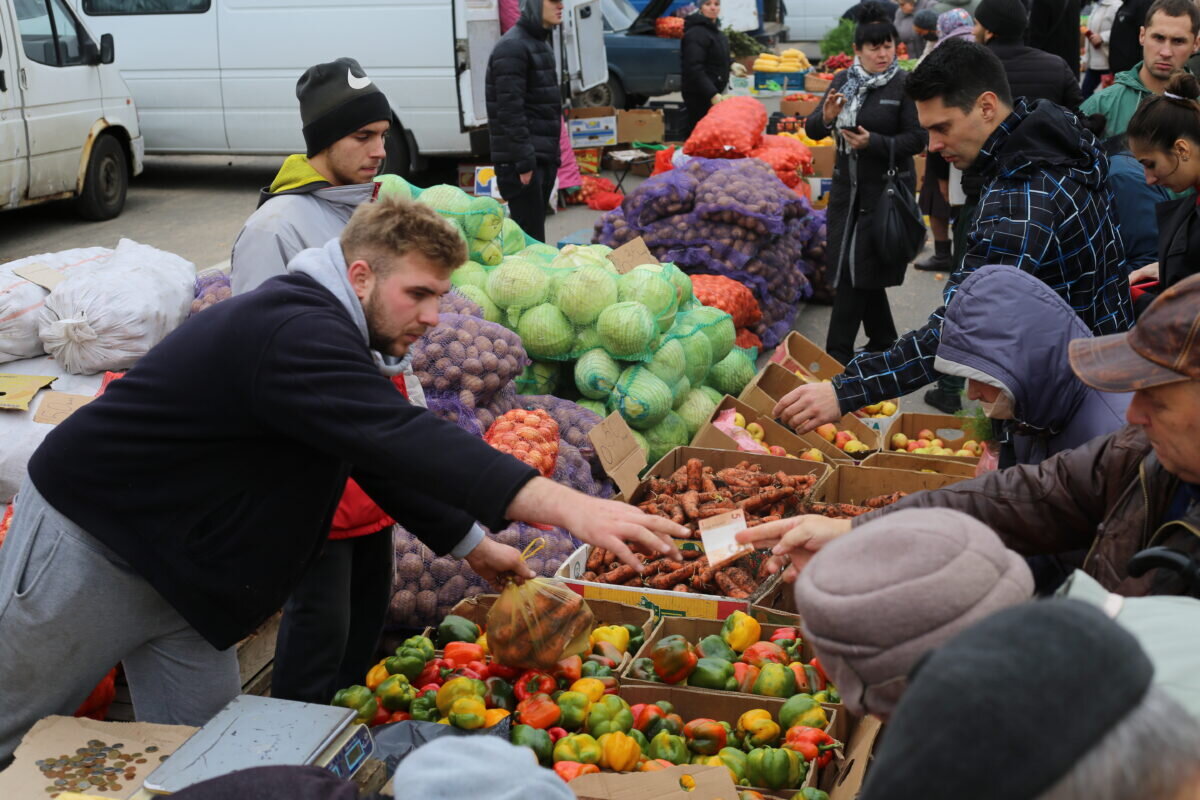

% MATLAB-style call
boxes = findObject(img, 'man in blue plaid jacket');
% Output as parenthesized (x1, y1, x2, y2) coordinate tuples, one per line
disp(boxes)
(779, 39, 1134, 432)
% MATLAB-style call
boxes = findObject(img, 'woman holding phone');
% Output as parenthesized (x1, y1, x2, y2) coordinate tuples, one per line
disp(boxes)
(804, 3, 927, 365)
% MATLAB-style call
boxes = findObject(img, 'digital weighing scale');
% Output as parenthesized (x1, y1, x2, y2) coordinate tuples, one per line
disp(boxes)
(138, 695, 374, 794)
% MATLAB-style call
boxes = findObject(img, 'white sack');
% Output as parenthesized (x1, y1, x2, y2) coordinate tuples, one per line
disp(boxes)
(0, 248, 111, 363)
(37, 239, 195, 375)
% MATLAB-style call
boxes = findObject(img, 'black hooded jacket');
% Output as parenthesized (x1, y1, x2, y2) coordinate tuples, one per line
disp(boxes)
(485, 1, 562, 188)
(681, 12, 731, 98)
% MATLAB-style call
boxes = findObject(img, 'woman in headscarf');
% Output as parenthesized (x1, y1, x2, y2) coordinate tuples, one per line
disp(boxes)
(804, 2, 928, 365)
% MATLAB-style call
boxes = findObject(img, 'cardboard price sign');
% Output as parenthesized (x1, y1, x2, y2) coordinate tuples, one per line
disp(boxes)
(33, 392, 94, 425)
(589, 412, 649, 498)
(606, 237, 658, 275)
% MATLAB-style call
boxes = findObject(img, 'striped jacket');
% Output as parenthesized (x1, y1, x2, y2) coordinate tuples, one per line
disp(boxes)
(833, 98, 1133, 413)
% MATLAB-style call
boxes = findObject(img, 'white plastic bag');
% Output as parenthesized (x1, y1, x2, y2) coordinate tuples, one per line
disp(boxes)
(0, 247, 111, 364)
(37, 239, 195, 374)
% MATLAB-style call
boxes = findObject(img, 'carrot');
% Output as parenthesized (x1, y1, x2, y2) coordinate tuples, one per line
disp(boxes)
(599, 564, 638, 584)
(715, 572, 750, 599)
(679, 491, 702, 520)
(686, 458, 704, 492)
(739, 486, 796, 512)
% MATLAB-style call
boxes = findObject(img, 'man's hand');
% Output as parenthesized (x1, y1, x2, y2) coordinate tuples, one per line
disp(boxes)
(465, 536, 537, 590)
(840, 126, 870, 150)
(735, 515, 853, 581)
(520, 171, 533, 185)
(506, 477, 689, 572)
(774, 382, 842, 434)
(822, 91, 846, 125)
(1128, 262, 1159, 284)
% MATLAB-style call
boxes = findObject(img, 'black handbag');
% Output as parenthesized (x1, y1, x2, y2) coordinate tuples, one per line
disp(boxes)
(873, 138, 926, 264)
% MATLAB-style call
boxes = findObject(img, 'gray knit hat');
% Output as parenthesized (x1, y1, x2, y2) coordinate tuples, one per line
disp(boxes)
(792, 508, 1034, 717)
(914, 8, 939, 28)
(295, 57, 392, 157)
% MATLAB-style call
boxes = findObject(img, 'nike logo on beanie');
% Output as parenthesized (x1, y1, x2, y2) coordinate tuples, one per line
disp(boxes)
(348, 69, 373, 91)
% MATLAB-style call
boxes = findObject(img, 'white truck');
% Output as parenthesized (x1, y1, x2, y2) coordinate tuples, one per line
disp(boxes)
(2, 0, 144, 219)
(67, 0, 609, 174)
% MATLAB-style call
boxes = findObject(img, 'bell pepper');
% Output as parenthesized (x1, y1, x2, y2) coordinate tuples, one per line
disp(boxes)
(783, 725, 840, 769)
(592, 625, 632, 653)
(632, 702, 683, 738)
(803, 663, 827, 693)
(387, 710, 412, 723)
(779, 694, 828, 731)
(448, 695, 487, 729)
(401, 634, 435, 662)
(331, 685, 376, 725)
(739, 791, 767, 800)
(386, 647, 428, 682)
(786, 662, 809, 693)
(683, 717, 728, 755)
(365, 661, 390, 691)
(436, 614, 481, 648)
(718, 746, 748, 784)
(768, 626, 798, 644)
(768, 627, 801, 660)
(483, 676, 515, 711)
(409, 691, 439, 722)
(628, 657, 660, 682)
(375, 674, 415, 712)
(567, 677, 604, 704)
(483, 708, 510, 727)
(647, 731, 689, 765)
(476, 632, 489, 655)
(511, 723, 553, 765)
(687, 657, 738, 692)
(515, 670, 557, 701)
(443, 641, 485, 670)
(548, 726, 568, 742)
(639, 758, 676, 771)
(692, 753, 718, 765)
(742, 641, 788, 668)
(368, 697, 390, 727)
(554, 655, 583, 685)
(435, 676, 485, 717)
(809, 658, 829, 686)
(553, 732, 602, 764)
(581, 661, 613, 679)
(594, 674, 621, 696)
(737, 709, 781, 749)
(598, 730, 642, 771)
(488, 662, 521, 681)
(448, 660, 489, 682)
(695, 634, 737, 662)
(556, 690, 591, 732)
(553, 761, 600, 782)
(586, 694, 633, 736)
(752, 663, 797, 698)
(414, 658, 447, 689)
(812, 687, 841, 704)
(721, 611, 761, 653)
(590, 640, 624, 669)
(651, 634, 698, 684)
(799, 789, 831, 800)
(746, 746, 804, 790)
(628, 728, 650, 754)
(734, 662, 761, 693)
(515, 693, 561, 729)
(621, 623, 645, 653)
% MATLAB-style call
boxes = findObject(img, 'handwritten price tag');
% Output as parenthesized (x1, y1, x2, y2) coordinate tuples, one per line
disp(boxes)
(699, 509, 751, 570)
(33, 393, 93, 425)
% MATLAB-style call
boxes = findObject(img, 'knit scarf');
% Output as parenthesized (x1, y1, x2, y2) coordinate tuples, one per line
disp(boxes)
(834, 57, 900, 154)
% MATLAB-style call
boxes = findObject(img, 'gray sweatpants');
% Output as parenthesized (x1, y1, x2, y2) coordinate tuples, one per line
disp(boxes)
(0, 480, 239, 763)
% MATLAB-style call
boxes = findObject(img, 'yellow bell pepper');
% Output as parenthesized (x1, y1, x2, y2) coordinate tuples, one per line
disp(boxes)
(592, 625, 631, 654)
(365, 661, 390, 691)
(570, 677, 606, 704)
(484, 707, 510, 727)
(448, 695, 487, 730)
(476, 632, 489, 655)
(721, 611, 762, 653)
(598, 731, 642, 772)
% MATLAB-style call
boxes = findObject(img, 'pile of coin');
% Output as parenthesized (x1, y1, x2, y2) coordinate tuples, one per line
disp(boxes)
(35, 739, 166, 797)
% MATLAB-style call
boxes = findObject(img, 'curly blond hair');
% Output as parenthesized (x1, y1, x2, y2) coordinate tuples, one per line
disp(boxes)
(340, 195, 467, 276)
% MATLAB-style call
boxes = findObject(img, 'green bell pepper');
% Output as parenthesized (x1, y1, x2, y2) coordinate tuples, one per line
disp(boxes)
(401, 634, 435, 662)
(409, 692, 438, 722)
(647, 731, 690, 765)
(746, 746, 804, 790)
(384, 648, 426, 682)
(556, 690, 591, 732)
(752, 663, 797, 698)
(331, 685, 377, 724)
(812, 687, 841, 704)
(374, 675, 415, 712)
(553, 733, 602, 764)
(436, 614, 481, 648)
(511, 723, 554, 765)
(586, 694, 633, 737)
(483, 676, 515, 712)
(628, 728, 650, 754)
(800, 789, 831, 800)
(580, 661, 613, 679)
(718, 746, 748, 784)
(779, 694, 828, 731)
(687, 657, 738, 692)
(621, 623, 645, 653)
(695, 634, 737, 662)
(628, 657, 661, 682)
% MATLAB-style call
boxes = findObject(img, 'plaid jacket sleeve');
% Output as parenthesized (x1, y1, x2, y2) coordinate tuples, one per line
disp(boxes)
(833, 176, 1058, 413)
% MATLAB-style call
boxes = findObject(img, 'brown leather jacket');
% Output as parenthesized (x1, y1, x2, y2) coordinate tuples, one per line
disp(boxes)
(855, 426, 1200, 596)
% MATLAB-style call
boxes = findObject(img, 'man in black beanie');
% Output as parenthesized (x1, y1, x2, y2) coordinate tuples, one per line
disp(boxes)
(860, 600, 1200, 800)
(231, 57, 393, 293)
(974, 0, 1082, 107)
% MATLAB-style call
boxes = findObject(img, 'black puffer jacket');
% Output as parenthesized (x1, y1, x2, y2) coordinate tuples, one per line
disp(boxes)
(681, 12, 730, 98)
(1028, 0, 1082, 75)
(485, 1, 562, 193)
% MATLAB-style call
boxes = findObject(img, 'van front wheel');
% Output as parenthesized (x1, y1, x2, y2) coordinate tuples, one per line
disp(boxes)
(76, 134, 128, 221)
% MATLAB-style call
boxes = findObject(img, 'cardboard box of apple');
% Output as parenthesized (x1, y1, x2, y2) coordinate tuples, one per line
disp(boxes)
(812, 422, 872, 458)
(856, 399, 898, 419)
(889, 428, 983, 458)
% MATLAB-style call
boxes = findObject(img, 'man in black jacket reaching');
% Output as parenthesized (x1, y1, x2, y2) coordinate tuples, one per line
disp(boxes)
(486, 0, 563, 243)
(0, 197, 685, 765)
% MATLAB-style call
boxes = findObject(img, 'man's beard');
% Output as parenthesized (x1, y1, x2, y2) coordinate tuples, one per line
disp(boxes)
(364, 288, 405, 356)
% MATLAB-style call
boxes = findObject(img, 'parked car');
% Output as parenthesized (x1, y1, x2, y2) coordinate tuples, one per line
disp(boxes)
(2, 0, 143, 219)
(577, 0, 680, 108)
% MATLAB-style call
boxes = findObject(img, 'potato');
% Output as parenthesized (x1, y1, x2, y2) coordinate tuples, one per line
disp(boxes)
(416, 590, 438, 622)
(437, 574, 469, 605)
(447, 341, 466, 361)
(480, 351, 499, 373)
(462, 357, 484, 376)
(459, 388, 476, 408)
(397, 552, 424, 581)
(474, 335, 493, 353)
(389, 590, 416, 624)
(462, 375, 485, 395)
(482, 373, 502, 395)
(444, 364, 463, 384)
(419, 572, 436, 591)
(423, 342, 445, 360)
(493, 338, 509, 357)
(430, 556, 457, 582)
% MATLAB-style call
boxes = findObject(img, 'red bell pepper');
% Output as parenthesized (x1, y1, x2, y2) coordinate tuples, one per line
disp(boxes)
(787, 662, 810, 693)
(369, 697, 390, 727)
(515, 671, 557, 701)
(809, 658, 830, 688)
(514, 693, 561, 729)
(742, 641, 788, 667)
(548, 726, 569, 742)
(444, 641, 485, 669)
(488, 663, 521, 681)
(418, 683, 441, 695)
(594, 675, 620, 696)
(554, 761, 600, 782)
(769, 627, 799, 643)
(783, 726, 841, 768)
(415, 659, 447, 688)
(387, 711, 412, 723)
(734, 662, 760, 693)
(554, 655, 583, 684)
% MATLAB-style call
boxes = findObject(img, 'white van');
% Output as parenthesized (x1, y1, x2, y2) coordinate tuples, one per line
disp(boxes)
(1, 0, 143, 219)
(68, 0, 608, 174)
